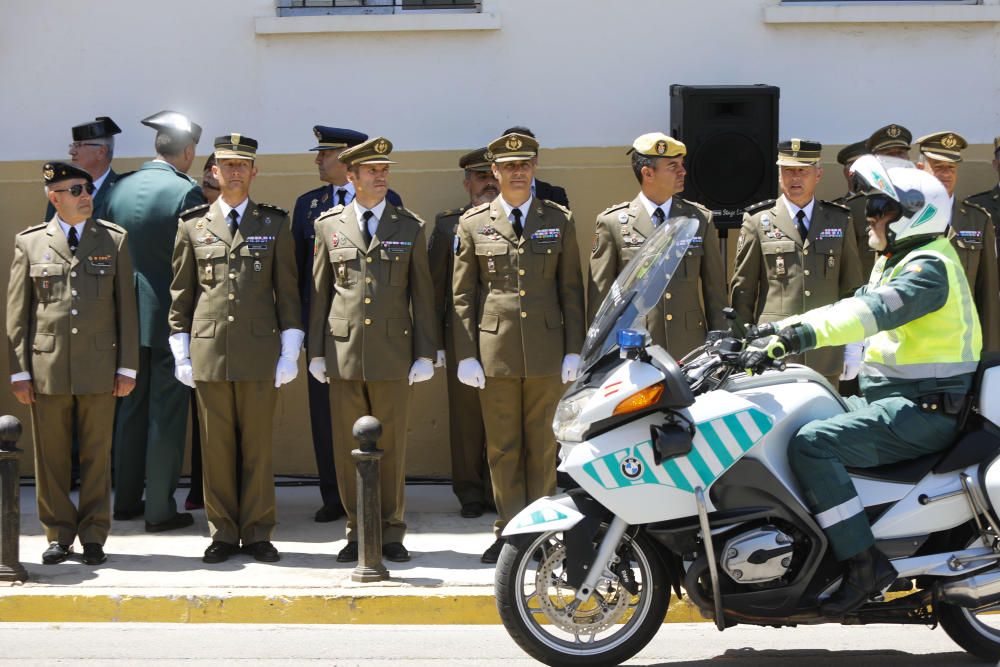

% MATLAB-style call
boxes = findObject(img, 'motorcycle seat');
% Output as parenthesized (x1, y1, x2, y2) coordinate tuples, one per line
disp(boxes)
(846, 452, 942, 485)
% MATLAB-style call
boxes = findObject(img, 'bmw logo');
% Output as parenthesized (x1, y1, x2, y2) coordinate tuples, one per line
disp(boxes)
(621, 456, 643, 480)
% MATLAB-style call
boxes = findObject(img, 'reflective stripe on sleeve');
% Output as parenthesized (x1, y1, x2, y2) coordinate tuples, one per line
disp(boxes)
(814, 496, 866, 529)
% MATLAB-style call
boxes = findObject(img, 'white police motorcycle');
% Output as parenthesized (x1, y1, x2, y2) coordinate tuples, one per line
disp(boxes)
(494, 217, 1000, 666)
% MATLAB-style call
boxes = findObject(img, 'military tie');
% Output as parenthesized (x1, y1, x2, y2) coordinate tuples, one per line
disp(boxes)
(362, 210, 374, 247)
(511, 207, 523, 239)
(795, 209, 809, 242)
(336, 188, 347, 206)
(228, 209, 240, 237)
(67, 226, 79, 255)
(653, 207, 665, 227)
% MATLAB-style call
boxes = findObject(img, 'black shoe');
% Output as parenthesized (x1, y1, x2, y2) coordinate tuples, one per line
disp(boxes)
(145, 512, 194, 533)
(202, 541, 239, 564)
(382, 542, 410, 562)
(460, 502, 485, 519)
(820, 546, 897, 616)
(82, 543, 107, 565)
(481, 538, 506, 564)
(113, 502, 145, 521)
(336, 541, 358, 563)
(314, 504, 346, 523)
(242, 541, 280, 563)
(42, 542, 72, 564)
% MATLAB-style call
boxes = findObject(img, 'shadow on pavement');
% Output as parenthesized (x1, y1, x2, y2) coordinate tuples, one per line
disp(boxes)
(648, 648, 981, 666)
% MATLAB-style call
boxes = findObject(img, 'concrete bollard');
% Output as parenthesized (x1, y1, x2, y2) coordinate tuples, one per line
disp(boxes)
(0, 415, 27, 583)
(351, 415, 388, 583)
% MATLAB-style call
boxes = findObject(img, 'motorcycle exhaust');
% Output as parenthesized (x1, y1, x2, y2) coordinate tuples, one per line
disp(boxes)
(937, 569, 1000, 607)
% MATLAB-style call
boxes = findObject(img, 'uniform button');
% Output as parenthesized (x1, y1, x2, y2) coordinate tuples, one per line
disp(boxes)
(71, 289, 78, 296)
(521, 312, 527, 319)
(404, 329, 409, 335)
(71, 327, 78, 334)
(487, 251, 493, 256)
(228, 293, 235, 301)
(227, 315, 235, 322)
(518, 248, 525, 255)
(230, 253, 236, 259)
(71, 309, 78, 315)
(804, 290, 812, 297)
(666, 314, 673, 321)
(365, 318, 372, 325)
(665, 292, 672, 300)
(229, 273, 236, 280)
(804, 269, 810, 276)
(364, 297, 372, 304)
(366, 257, 373, 264)
(803, 250, 809, 256)
(547, 249, 552, 254)
(99, 269, 105, 275)
(519, 290, 526, 297)
(365, 277, 372, 284)
(70, 271, 77, 278)
(518, 269, 525, 276)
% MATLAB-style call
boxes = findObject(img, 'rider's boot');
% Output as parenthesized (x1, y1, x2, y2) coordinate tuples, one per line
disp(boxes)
(820, 545, 897, 616)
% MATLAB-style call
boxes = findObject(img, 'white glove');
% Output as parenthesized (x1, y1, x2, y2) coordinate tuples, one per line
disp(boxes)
(274, 329, 305, 388)
(840, 342, 863, 382)
(435, 350, 446, 368)
(168, 333, 196, 388)
(308, 357, 328, 383)
(561, 353, 581, 384)
(457, 357, 486, 389)
(408, 358, 435, 385)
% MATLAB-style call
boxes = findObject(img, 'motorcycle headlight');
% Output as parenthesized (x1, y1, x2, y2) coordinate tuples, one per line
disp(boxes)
(552, 389, 596, 443)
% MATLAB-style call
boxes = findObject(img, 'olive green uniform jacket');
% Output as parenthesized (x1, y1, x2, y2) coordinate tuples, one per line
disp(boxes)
(948, 197, 1000, 352)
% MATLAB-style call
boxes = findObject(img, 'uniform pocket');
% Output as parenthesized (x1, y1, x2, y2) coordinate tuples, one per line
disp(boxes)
(328, 317, 349, 339)
(94, 332, 118, 351)
(192, 319, 216, 338)
(685, 309, 704, 331)
(475, 243, 510, 275)
(329, 247, 359, 287)
(251, 318, 277, 337)
(478, 312, 500, 333)
(29, 263, 64, 303)
(194, 245, 225, 285)
(681, 244, 704, 281)
(545, 310, 563, 330)
(386, 317, 412, 338)
(384, 249, 412, 287)
(531, 238, 562, 278)
(240, 246, 270, 281)
(32, 333, 55, 353)
(84, 260, 116, 298)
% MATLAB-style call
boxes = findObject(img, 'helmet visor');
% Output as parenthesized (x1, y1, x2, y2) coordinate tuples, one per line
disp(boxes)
(864, 194, 902, 223)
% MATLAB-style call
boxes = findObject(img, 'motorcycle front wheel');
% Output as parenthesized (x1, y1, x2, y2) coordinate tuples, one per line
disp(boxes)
(495, 529, 669, 667)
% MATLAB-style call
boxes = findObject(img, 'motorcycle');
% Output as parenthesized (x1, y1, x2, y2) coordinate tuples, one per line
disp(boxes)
(494, 217, 1000, 666)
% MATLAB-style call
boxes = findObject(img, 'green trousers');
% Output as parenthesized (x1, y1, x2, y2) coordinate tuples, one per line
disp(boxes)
(113, 346, 191, 523)
(788, 394, 959, 561)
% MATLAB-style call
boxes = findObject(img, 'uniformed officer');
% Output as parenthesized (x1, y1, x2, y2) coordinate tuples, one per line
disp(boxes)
(168, 134, 303, 564)
(428, 147, 499, 518)
(452, 132, 585, 563)
(291, 126, 404, 524)
(731, 139, 864, 387)
(916, 131, 1000, 352)
(589, 132, 727, 359)
(106, 111, 207, 532)
(740, 157, 980, 615)
(308, 136, 439, 564)
(865, 123, 913, 160)
(833, 141, 876, 281)
(46, 117, 123, 222)
(501, 126, 570, 208)
(7, 162, 139, 565)
(967, 137, 1000, 233)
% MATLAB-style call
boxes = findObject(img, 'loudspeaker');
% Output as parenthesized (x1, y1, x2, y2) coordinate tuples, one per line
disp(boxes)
(670, 84, 780, 230)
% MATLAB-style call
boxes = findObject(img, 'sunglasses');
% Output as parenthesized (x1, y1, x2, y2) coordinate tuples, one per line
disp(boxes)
(51, 183, 96, 197)
(865, 195, 901, 221)
(68, 142, 104, 151)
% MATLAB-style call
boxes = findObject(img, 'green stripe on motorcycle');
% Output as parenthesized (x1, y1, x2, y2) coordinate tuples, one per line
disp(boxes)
(722, 414, 753, 452)
(750, 408, 774, 436)
(698, 422, 734, 467)
(661, 459, 694, 492)
(684, 446, 716, 485)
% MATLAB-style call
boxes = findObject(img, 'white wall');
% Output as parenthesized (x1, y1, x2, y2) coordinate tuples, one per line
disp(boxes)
(3, 0, 999, 160)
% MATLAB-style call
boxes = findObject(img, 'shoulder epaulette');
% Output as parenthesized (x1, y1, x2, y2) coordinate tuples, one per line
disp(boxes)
(599, 201, 630, 216)
(962, 200, 991, 218)
(295, 184, 328, 203)
(677, 197, 711, 215)
(315, 204, 345, 221)
(541, 199, 571, 215)
(95, 219, 126, 234)
(179, 203, 211, 219)
(257, 202, 288, 216)
(968, 189, 1000, 203)
(819, 199, 851, 213)
(394, 205, 425, 224)
(176, 170, 197, 185)
(436, 207, 466, 221)
(744, 199, 776, 215)
(18, 222, 48, 235)
(462, 202, 491, 218)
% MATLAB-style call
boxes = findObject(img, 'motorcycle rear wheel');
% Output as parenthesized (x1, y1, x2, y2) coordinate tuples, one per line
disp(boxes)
(939, 600, 1000, 661)
(495, 529, 669, 667)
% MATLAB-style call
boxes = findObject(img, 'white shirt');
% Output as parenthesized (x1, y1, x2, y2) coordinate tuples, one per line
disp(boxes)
(499, 196, 532, 228)
(638, 192, 673, 224)
(91, 166, 112, 196)
(354, 199, 387, 240)
(331, 181, 355, 206)
(783, 197, 816, 233)
(10, 214, 136, 383)
(217, 198, 249, 229)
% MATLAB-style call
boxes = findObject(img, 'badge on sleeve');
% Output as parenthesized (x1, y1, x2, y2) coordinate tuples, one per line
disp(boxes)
(313, 236, 321, 257)
(592, 232, 599, 254)
(453, 235, 461, 254)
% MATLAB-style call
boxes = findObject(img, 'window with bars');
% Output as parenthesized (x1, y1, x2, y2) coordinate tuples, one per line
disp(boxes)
(277, 0, 481, 15)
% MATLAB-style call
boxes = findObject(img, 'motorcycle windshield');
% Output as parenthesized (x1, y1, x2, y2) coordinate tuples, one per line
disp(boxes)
(580, 216, 699, 371)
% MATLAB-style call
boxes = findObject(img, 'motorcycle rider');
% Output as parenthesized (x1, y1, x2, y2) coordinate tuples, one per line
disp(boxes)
(739, 155, 982, 616)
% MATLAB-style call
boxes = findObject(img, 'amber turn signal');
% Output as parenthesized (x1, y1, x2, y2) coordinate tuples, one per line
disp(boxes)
(612, 384, 664, 416)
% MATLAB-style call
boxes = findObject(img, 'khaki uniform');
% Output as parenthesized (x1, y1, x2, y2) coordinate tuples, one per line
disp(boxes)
(309, 202, 439, 543)
(731, 196, 864, 384)
(452, 197, 585, 535)
(429, 205, 491, 507)
(6, 217, 138, 546)
(948, 198, 1000, 352)
(836, 193, 878, 282)
(168, 199, 300, 545)
(588, 196, 728, 360)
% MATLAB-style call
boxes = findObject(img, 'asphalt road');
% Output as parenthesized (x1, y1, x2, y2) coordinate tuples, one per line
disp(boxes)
(0, 622, 991, 665)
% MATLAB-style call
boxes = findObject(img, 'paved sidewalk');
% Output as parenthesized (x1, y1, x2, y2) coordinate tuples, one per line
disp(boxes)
(0, 482, 703, 625)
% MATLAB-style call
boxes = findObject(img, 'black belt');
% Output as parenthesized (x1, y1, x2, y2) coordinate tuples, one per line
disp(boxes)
(916, 392, 968, 415)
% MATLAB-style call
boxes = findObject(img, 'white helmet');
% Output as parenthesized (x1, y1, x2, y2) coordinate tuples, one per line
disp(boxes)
(849, 154, 951, 246)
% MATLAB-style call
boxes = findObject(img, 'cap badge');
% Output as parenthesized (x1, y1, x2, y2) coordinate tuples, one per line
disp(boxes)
(314, 128, 322, 140)
(230, 132, 242, 145)
(887, 125, 901, 139)
(43, 167, 54, 181)
(505, 136, 523, 151)
(942, 134, 958, 149)
(791, 139, 801, 152)
(655, 140, 667, 155)
(484, 150, 494, 161)
(374, 139, 388, 154)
